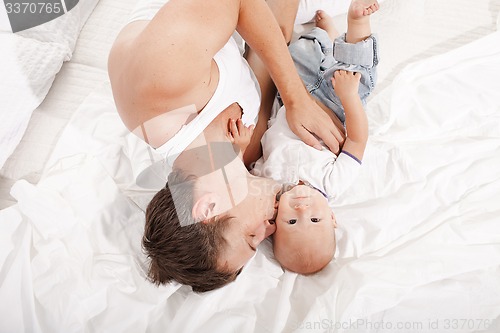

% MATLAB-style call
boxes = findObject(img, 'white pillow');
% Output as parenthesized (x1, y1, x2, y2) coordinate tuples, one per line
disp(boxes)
(0, 35, 68, 168)
(0, 0, 100, 169)
(1, 1, 100, 49)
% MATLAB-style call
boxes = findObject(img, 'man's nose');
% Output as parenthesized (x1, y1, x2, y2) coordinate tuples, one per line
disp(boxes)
(251, 221, 276, 248)
(263, 220, 276, 239)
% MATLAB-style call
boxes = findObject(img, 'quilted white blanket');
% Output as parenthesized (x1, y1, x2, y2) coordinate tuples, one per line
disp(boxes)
(1, 18, 499, 333)
(0, 34, 67, 169)
(0, 0, 100, 169)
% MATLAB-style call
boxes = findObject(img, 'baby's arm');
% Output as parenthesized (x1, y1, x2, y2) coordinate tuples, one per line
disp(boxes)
(227, 118, 255, 158)
(331, 70, 368, 161)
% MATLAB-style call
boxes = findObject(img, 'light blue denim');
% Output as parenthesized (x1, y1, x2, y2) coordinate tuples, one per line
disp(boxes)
(287, 27, 379, 123)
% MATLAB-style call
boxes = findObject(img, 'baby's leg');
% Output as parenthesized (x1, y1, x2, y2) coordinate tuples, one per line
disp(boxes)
(346, 0, 379, 44)
(315, 10, 339, 41)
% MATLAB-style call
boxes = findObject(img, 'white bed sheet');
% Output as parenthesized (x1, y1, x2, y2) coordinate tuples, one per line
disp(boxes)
(1, 0, 500, 332)
(0, 0, 138, 208)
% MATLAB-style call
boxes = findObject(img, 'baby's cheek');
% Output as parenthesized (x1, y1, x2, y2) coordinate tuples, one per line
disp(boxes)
(273, 224, 290, 241)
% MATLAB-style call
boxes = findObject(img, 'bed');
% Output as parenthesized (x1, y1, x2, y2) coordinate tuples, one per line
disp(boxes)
(1, 0, 500, 332)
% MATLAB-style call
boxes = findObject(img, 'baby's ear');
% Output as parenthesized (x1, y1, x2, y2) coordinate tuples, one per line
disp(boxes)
(332, 212, 337, 228)
(192, 193, 219, 222)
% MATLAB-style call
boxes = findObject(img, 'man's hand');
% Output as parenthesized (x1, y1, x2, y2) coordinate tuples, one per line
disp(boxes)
(227, 118, 255, 155)
(286, 94, 345, 154)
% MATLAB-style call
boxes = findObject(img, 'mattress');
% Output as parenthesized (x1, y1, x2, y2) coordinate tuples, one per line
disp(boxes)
(1, 0, 500, 332)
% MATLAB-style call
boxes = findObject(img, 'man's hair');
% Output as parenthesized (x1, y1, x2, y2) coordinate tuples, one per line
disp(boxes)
(143, 169, 236, 292)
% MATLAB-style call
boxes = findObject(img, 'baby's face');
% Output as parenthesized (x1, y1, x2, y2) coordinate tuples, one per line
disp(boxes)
(273, 184, 337, 273)
(274, 184, 334, 226)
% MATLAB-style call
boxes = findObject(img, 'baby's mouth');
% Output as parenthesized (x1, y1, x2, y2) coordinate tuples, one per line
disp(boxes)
(270, 183, 297, 224)
(275, 183, 296, 202)
(268, 190, 285, 225)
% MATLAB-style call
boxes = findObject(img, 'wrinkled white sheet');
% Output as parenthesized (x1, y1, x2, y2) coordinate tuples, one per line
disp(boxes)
(1, 26, 499, 332)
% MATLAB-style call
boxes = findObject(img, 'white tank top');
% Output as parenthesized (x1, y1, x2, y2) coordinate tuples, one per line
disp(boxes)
(133, 37, 261, 188)
(154, 37, 261, 165)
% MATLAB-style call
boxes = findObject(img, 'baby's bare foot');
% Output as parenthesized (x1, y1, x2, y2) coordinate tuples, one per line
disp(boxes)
(349, 0, 380, 20)
(315, 10, 339, 41)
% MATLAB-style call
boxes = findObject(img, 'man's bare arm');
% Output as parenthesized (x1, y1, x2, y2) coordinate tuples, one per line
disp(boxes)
(242, 0, 299, 165)
(123, 0, 343, 153)
(236, 0, 345, 154)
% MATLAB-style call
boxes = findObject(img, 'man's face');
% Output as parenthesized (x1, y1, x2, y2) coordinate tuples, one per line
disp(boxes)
(217, 175, 281, 272)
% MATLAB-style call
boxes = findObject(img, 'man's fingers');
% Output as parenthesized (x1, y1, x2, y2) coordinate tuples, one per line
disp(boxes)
(329, 122, 346, 152)
(330, 124, 345, 144)
(326, 129, 343, 154)
(295, 125, 323, 151)
(312, 125, 341, 154)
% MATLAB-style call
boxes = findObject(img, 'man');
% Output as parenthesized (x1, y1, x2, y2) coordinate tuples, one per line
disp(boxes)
(108, 0, 345, 291)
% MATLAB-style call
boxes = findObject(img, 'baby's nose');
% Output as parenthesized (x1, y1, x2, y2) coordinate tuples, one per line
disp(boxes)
(294, 203, 309, 210)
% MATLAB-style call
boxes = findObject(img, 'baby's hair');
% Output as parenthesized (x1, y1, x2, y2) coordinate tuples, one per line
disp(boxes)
(273, 231, 336, 275)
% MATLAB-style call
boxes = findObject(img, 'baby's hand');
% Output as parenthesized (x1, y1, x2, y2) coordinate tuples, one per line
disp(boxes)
(227, 118, 255, 154)
(331, 70, 361, 102)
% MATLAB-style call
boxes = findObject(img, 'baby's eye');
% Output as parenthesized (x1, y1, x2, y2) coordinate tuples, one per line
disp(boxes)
(311, 218, 320, 223)
(288, 219, 297, 225)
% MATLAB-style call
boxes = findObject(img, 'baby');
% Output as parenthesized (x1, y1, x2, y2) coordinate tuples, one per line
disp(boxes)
(229, 0, 379, 274)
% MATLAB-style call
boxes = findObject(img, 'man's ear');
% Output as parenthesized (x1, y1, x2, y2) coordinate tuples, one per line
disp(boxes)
(192, 192, 219, 223)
